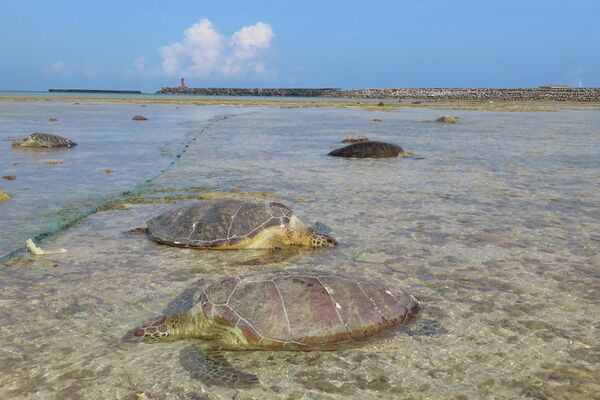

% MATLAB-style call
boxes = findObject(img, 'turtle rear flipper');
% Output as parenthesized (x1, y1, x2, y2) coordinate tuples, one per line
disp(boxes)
(127, 227, 148, 235)
(180, 346, 260, 388)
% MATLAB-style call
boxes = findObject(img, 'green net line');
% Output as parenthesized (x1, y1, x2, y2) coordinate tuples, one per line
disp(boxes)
(0, 114, 229, 264)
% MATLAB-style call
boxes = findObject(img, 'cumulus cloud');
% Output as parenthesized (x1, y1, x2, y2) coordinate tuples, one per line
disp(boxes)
(159, 19, 273, 78)
(222, 22, 274, 76)
(134, 56, 146, 71)
(51, 61, 68, 73)
(50, 60, 82, 76)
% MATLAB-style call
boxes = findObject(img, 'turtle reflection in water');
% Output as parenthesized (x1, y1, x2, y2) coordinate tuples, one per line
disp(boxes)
(145, 199, 337, 249)
(131, 269, 421, 387)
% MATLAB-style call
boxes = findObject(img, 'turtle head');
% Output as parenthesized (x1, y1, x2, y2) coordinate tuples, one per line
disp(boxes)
(132, 315, 186, 341)
(286, 216, 338, 247)
(308, 230, 338, 247)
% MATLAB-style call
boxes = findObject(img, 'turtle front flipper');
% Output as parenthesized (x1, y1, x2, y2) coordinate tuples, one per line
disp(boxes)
(180, 346, 260, 388)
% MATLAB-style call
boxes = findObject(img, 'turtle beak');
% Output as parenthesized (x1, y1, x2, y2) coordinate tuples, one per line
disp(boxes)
(325, 235, 338, 247)
(132, 317, 169, 339)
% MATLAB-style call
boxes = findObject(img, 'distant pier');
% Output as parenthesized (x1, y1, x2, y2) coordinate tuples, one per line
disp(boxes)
(49, 89, 142, 94)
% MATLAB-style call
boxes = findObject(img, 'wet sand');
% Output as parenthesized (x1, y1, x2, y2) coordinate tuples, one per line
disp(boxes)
(2, 95, 600, 112)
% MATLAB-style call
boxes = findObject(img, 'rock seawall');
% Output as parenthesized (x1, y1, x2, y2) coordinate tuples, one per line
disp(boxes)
(157, 87, 600, 102)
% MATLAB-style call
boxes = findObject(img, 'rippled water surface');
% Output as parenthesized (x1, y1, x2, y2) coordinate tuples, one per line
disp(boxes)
(1, 102, 599, 399)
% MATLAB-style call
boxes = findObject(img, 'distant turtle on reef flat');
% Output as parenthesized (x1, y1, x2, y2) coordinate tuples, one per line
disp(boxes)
(11, 133, 76, 148)
(145, 199, 337, 249)
(131, 268, 421, 387)
(328, 141, 410, 158)
(436, 115, 459, 124)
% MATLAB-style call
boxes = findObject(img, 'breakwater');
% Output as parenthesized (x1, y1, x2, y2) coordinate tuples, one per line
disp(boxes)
(157, 87, 600, 101)
(49, 89, 142, 94)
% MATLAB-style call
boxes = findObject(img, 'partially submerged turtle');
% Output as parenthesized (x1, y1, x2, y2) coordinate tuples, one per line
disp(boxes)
(435, 115, 459, 124)
(342, 135, 369, 144)
(0, 187, 11, 204)
(11, 133, 76, 148)
(131, 268, 421, 387)
(145, 199, 337, 249)
(328, 141, 410, 158)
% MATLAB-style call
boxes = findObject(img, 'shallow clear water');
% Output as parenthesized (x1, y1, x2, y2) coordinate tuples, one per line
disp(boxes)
(1, 102, 599, 399)
(0, 101, 234, 256)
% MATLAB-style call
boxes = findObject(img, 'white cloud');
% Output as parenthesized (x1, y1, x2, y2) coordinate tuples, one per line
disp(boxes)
(51, 61, 68, 73)
(159, 19, 224, 77)
(222, 22, 274, 77)
(134, 56, 146, 71)
(159, 19, 273, 78)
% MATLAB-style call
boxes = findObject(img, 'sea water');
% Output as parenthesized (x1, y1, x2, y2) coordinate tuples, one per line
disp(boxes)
(0, 101, 599, 399)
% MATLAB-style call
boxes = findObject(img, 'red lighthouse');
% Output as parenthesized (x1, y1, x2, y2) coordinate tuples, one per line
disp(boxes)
(180, 78, 185, 88)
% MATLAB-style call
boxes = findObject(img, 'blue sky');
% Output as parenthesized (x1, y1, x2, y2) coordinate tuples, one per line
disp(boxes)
(0, 0, 598, 91)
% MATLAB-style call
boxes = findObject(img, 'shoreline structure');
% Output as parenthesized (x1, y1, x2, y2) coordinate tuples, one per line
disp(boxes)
(157, 87, 600, 102)
(3, 88, 600, 112)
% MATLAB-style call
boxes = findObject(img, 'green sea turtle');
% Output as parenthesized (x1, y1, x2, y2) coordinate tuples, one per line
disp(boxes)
(435, 115, 459, 124)
(11, 133, 77, 148)
(131, 268, 421, 387)
(146, 199, 337, 249)
(0, 187, 11, 204)
(328, 141, 410, 158)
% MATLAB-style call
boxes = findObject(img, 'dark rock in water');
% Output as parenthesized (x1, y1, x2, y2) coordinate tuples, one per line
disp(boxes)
(132, 115, 148, 121)
(11, 133, 77, 148)
(328, 141, 406, 158)
(342, 135, 369, 144)
(436, 115, 458, 124)
(49, 117, 58, 122)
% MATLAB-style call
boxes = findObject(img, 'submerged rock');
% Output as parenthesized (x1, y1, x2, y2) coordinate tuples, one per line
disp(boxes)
(49, 117, 58, 122)
(436, 115, 459, 124)
(132, 115, 148, 121)
(328, 141, 408, 158)
(11, 133, 77, 148)
(342, 135, 369, 144)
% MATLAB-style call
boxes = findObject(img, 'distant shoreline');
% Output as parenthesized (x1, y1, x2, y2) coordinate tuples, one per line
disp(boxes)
(157, 87, 600, 102)
(2, 93, 600, 112)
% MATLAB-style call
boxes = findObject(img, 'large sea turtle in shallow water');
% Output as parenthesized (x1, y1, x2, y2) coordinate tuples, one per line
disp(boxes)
(145, 199, 337, 249)
(11, 133, 77, 148)
(328, 141, 410, 158)
(131, 268, 421, 387)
